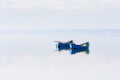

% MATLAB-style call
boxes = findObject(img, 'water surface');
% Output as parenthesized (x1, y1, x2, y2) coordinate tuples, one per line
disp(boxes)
(0, 30, 120, 80)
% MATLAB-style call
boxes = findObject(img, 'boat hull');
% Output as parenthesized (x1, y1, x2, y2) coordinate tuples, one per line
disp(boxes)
(70, 42, 89, 54)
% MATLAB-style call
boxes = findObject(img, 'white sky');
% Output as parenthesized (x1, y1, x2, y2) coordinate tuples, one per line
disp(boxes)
(0, 0, 120, 30)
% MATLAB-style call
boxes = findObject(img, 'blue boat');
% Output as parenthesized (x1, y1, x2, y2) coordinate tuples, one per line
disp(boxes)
(55, 40, 90, 55)
(70, 42, 89, 54)
(55, 40, 73, 51)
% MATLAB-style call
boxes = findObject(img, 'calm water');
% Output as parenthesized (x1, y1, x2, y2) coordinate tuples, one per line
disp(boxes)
(0, 30, 120, 80)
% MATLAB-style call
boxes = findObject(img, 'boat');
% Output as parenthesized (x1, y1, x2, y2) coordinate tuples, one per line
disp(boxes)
(55, 40, 74, 51)
(70, 42, 89, 54)
(55, 40, 90, 54)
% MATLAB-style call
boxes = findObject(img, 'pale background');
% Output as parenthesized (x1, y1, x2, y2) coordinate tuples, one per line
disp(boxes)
(0, 0, 120, 80)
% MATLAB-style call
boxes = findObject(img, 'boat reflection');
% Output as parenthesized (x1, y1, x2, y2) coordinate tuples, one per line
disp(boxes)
(70, 48, 89, 55)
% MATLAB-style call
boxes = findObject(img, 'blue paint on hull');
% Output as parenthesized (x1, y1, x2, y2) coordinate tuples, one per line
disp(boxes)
(55, 41, 90, 55)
